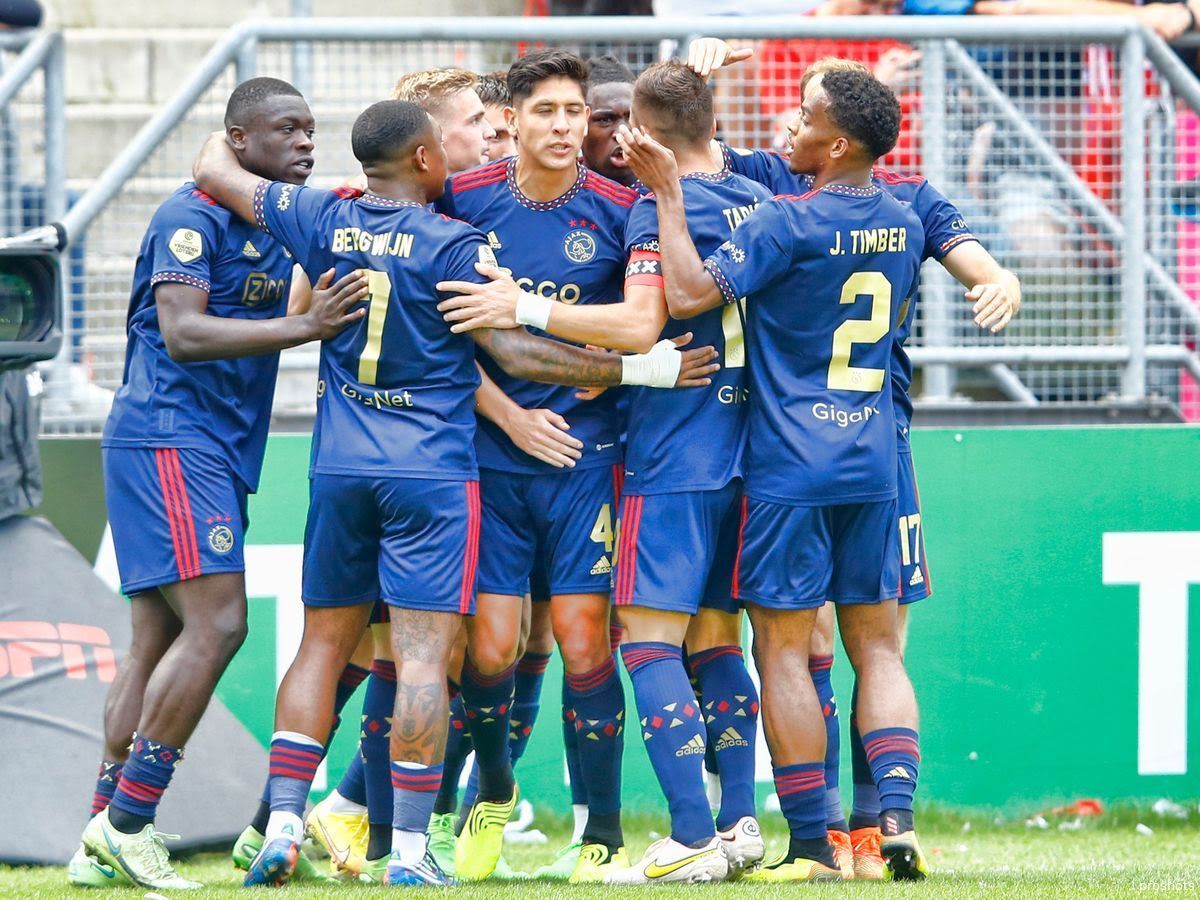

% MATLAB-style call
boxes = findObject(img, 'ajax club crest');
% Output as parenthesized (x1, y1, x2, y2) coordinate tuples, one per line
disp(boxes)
(563, 229, 597, 264)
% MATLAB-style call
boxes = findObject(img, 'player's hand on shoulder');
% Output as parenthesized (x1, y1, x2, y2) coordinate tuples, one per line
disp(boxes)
(437, 262, 522, 333)
(670, 332, 720, 388)
(967, 281, 1019, 334)
(304, 267, 369, 341)
(686, 37, 753, 79)
(500, 406, 584, 469)
(616, 126, 680, 197)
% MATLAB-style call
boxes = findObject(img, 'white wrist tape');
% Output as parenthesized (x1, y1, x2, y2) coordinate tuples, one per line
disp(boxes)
(620, 339, 683, 388)
(515, 291, 553, 331)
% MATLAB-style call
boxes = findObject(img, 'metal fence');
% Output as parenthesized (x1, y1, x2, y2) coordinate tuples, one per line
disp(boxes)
(35, 16, 1200, 432)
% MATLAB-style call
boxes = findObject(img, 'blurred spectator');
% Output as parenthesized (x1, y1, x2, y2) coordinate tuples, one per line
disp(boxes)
(550, 0, 652, 13)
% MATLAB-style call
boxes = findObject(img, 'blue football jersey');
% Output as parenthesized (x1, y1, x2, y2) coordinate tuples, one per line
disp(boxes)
(102, 183, 293, 491)
(621, 170, 769, 495)
(437, 158, 637, 474)
(705, 184, 924, 505)
(722, 145, 978, 446)
(256, 181, 489, 480)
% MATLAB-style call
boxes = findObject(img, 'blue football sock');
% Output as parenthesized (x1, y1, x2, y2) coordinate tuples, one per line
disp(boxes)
(391, 762, 444, 834)
(810, 654, 846, 832)
(563, 687, 587, 807)
(91, 761, 122, 817)
(848, 682, 880, 829)
(109, 734, 183, 832)
(510, 650, 551, 764)
(434, 692, 472, 815)
(621, 642, 714, 847)
(688, 645, 759, 830)
(337, 754, 367, 808)
(862, 727, 920, 831)
(267, 732, 324, 820)
(460, 656, 516, 802)
(773, 762, 827, 841)
(362, 659, 397, 830)
(564, 655, 625, 848)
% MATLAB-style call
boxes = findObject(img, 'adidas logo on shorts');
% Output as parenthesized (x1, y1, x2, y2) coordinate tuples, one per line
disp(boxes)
(590, 556, 612, 576)
(675, 734, 706, 757)
(909, 567, 925, 587)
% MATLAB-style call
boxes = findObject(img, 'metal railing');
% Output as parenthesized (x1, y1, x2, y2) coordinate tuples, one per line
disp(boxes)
(35, 15, 1200, 430)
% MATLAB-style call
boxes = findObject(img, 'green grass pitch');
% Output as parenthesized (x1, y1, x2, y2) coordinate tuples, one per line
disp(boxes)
(4, 807, 1199, 898)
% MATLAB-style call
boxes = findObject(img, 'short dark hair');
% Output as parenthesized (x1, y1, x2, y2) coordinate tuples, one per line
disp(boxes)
(508, 48, 588, 106)
(351, 99, 432, 167)
(633, 60, 713, 148)
(820, 69, 901, 161)
(586, 54, 635, 88)
(224, 77, 304, 129)
(476, 71, 511, 107)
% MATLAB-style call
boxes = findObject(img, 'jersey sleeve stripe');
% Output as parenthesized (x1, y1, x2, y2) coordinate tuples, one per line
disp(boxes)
(935, 232, 978, 257)
(253, 179, 271, 233)
(150, 272, 211, 293)
(703, 258, 740, 306)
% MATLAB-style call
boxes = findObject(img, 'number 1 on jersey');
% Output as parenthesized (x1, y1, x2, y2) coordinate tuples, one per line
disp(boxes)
(721, 297, 748, 369)
(358, 269, 393, 385)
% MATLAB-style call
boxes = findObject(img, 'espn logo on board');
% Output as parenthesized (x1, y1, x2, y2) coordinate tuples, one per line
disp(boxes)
(0, 622, 116, 682)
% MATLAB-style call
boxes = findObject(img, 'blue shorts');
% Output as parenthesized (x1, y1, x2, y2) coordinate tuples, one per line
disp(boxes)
(476, 465, 621, 598)
(897, 449, 931, 605)
(733, 496, 900, 610)
(302, 475, 481, 615)
(613, 482, 741, 615)
(103, 446, 249, 595)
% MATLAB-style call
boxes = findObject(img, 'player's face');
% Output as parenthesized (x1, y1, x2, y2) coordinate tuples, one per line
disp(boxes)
(235, 94, 316, 186)
(511, 76, 588, 173)
(436, 89, 495, 174)
(583, 82, 634, 185)
(484, 103, 517, 161)
(786, 76, 839, 176)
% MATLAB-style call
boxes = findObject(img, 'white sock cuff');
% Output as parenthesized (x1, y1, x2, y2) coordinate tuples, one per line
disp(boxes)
(271, 730, 323, 749)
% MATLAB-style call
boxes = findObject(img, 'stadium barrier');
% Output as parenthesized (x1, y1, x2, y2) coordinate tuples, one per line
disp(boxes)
(20, 15, 1200, 430)
(35, 427, 1200, 811)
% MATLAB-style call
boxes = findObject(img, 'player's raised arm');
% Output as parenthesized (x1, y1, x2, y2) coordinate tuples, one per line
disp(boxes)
(617, 126, 725, 319)
(436, 260, 668, 354)
(472, 326, 718, 389)
(940, 240, 1022, 334)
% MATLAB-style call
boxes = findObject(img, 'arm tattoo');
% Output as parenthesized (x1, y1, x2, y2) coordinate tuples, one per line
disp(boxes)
(473, 327, 622, 386)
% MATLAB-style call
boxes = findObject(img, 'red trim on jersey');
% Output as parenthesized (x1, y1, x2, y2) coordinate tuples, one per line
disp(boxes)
(583, 173, 638, 208)
(459, 481, 481, 614)
(332, 185, 364, 199)
(452, 160, 509, 193)
(612, 464, 623, 510)
(872, 165, 924, 186)
(614, 495, 643, 605)
(731, 494, 749, 601)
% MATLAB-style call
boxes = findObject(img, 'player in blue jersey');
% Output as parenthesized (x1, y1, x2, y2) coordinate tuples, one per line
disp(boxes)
(74, 78, 371, 892)
(438, 60, 769, 883)
(688, 43, 1021, 879)
(621, 68, 929, 882)
(193, 98, 716, 887)
(433, 48, 644, 883)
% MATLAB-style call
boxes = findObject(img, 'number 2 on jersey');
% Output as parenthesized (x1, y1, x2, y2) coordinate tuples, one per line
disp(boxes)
(358, 269, 393, 385)
(828, 271, 891, 392)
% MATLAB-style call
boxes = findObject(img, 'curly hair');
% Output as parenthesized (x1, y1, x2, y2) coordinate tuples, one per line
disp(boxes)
(475, 71, 510, 108)
(391, 68, 478, 113)
(820, 69, 901, 161)
(798, 57, 870, 103)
